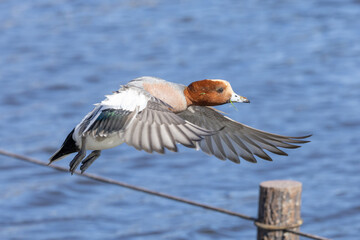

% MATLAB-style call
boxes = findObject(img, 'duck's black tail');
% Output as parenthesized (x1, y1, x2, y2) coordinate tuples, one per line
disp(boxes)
(49, 128, 79, 164)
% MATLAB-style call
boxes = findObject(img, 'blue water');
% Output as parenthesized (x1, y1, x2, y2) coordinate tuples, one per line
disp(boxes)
(1, 0, 360, 239)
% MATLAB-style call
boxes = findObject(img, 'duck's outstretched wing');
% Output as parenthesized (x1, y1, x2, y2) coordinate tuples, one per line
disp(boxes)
(122, 99, 215, 153)
(76, 87, 215, 153)
(177, 106, 311, 163)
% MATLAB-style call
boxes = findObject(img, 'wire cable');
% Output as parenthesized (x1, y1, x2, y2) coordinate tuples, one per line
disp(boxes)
(0, 149, 330, 240)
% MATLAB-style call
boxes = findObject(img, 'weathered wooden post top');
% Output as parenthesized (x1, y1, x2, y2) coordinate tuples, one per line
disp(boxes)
(257, 180, 303, 240)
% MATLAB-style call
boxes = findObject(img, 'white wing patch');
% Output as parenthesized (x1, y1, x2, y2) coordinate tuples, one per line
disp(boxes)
(101, 87, 149, 112)
(73, 87, 150, 146)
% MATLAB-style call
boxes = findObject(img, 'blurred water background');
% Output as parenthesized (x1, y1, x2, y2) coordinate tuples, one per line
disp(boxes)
(1, 0, 360, 239)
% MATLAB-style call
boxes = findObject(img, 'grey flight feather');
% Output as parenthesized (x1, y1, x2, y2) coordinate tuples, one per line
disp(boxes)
(177, 106, 311, 163)
(123, 99, 215, 154)
(83, 108, 133, 138)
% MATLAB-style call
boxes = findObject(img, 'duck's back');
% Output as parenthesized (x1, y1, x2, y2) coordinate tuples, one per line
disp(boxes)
(127, 76, 188, 112)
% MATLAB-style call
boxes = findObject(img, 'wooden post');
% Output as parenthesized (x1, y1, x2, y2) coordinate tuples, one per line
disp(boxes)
(257, 180, 302, 240)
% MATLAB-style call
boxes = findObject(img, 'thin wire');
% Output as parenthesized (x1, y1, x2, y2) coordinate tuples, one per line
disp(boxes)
(0, 149, 330, 240)
(285, 229, 330, 240)
(0, 149, 255, 221)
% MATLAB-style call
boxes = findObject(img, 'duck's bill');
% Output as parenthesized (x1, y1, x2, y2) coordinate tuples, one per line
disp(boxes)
(230, 92, 250, 103)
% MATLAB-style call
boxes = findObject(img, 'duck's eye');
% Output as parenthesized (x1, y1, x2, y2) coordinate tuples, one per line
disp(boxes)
(216, 87, 224, 93)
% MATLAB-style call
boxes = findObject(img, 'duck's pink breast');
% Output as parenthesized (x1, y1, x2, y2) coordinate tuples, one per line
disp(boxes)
(143, 82, 188, 112)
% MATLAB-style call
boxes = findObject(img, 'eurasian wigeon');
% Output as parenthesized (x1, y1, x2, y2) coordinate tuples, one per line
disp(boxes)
(49, 76, 310, 174)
